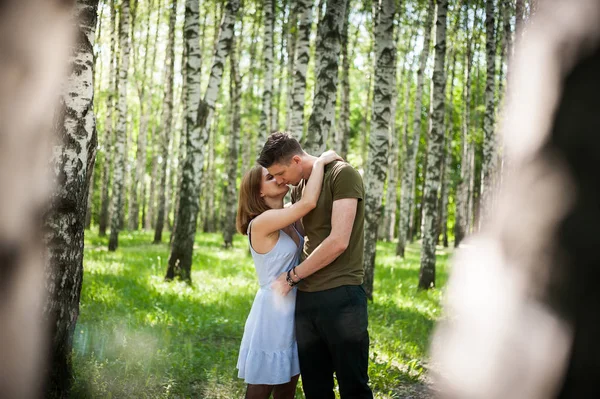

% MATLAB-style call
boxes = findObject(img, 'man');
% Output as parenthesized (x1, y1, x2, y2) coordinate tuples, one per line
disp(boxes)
(258, 132, 372, 399)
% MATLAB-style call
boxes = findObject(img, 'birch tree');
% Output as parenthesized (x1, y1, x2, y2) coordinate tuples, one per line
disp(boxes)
(167, 0, 240, 281)
(99, 1, 117, 237)
(129, 0, 155, 230)
(419, 0, 449, 290)
(454, 2, 478, 247)
(304, 0, 347, 154)
(242, 8, 261, 173)
(44, 0, 99, 396)
(363, 0, 395, 300)
(223, 30, 241, 249)
(439, 2, 462, 247)
(258, 0, 274, 151)
(515, 0, 525, 38)
(397, 0, 435, 257)
(273, 0, 287, 131)
(153, 0, 177, 244)
(479, 0, 498, 228)
(108, 0, 131, 251)
(334, 0, 351, 159)
(287, 0, 313, 139)
(285, 0, 298, 129)
(382, 17, 410, 242)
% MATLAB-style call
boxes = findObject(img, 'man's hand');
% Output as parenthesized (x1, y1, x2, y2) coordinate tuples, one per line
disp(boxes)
(272, 272, 293, 296)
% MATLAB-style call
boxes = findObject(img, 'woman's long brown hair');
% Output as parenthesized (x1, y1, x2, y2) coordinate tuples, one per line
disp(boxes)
(236, 164, 271, 235)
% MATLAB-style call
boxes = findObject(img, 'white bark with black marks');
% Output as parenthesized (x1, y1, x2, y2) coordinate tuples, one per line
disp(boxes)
(99, 0, 117, 237)
(108, 0, 131, 251)
(152, 0, 177, 244)
(285, 0, 298, 130)
(167, 0, 239, 281)
(288, 0, 314, 139)
(45, 0, 99, 395)
(480, 0, 498, 229)
(334, 0, 351, 159)
(223, 31, 241, 248)
(258, 0, 274, 151)
(363, 0, 395, 300)
(129, 0, 156, 230)
(395, 32, 418, 255)
(397, 0, 435, 257)
(419, 0, 449, 290)
(454, 2, 479, 247)
(243, 10, 261, 173)
(304, 0, 347, 154)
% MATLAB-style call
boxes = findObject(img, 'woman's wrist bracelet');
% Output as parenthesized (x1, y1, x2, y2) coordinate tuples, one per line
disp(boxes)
(286, 270, 296, 287)
(292, 267, 302, 281)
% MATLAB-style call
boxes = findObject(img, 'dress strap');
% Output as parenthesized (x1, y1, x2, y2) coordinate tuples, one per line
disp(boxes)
(290, 222, 302, 240)
(247, 219, 254, 247)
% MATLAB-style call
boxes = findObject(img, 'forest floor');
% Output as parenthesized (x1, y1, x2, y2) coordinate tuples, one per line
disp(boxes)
(71, 230, 451, 398)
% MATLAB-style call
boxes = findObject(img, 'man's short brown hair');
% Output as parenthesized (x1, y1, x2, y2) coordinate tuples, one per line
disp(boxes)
(257, 131, 304, 168)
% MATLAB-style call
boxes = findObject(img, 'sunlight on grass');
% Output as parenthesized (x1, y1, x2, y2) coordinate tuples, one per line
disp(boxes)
(72, 231, 452, 398)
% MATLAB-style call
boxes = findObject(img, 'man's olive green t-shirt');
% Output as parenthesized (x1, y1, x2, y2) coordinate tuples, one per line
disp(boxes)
(291, 161, 365, 292)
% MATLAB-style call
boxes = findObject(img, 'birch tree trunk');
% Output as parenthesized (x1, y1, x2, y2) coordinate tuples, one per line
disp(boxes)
(166, 0, 239, 281)
(304, 0, 347, 154)
(288, 0, 314, 139)
(499, 0, 513, 180)
(99, 0, 117, 237)
(334, 0, 351, 159)
(439, 3, 462, 247)
(394, 32, 418, 251)
(273, 0, 287, 131)
(454, 2, 477, 247)
(223, 31, 241, 248)
(440, 48, 458, 248)
(515, 0, 525, 38)
(382, 19, 409, 242)
(397, 0, 435, 257)
(143, 0, 162, 231)
(45, 1, 99, 396)
(129, 0, 155, 230)
(242, 8, 261, 173)
(361, 38, 373, 169)
(285, 0, 298, 130)
(419, 0, 449, 290)
(108, 0, 131, 251)
(258, 0, 274, 151)
(147, 132, 158, 229)
(479, 0, 498, 229)
(203, 121, 217, 232)
(153, 0, 177, 244)
(363, 0, 395, 300)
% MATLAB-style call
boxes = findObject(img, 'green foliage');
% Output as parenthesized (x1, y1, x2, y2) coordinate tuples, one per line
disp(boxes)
(73, 231, 450, 398)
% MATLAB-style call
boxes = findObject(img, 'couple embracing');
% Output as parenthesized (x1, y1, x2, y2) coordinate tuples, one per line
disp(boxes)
(235, 132, 372, 399)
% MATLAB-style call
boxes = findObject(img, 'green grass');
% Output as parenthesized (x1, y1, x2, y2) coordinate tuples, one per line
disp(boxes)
(72, 230, 450, 398)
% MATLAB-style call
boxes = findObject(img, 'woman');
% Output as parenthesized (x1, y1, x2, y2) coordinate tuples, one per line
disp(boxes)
(235, 151, 340, 399)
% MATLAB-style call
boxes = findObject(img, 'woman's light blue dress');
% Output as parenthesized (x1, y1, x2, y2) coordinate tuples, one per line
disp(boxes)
(236, 224, 302, 385)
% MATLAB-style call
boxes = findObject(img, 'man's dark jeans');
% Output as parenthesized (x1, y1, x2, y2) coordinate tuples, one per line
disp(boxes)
(295, 285, 373, 399)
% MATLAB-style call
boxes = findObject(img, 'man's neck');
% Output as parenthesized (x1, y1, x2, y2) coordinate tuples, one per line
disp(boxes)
(302, 154, 318, 181)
